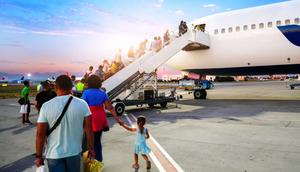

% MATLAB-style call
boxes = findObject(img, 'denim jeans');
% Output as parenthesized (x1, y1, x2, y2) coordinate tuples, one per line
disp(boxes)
(47, 154, 81, 172)
(94, 131, 103, 161)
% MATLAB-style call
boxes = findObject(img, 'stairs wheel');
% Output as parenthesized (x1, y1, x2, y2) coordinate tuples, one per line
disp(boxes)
(115, 103, 125, 116)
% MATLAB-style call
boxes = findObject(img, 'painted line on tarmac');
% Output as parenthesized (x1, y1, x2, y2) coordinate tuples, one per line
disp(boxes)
(125, 113, 184, 172)
(7, 103, 20, 106)
(129, 113, 184, 172)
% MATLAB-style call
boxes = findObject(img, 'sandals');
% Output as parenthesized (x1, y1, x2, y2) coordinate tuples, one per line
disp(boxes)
(132, 163, 139, 170)
(132, 161, 151, 170)
(146, 161, 151, 169)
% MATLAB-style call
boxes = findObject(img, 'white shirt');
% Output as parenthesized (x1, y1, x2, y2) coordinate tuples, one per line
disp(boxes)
(38, 95, 91, 159)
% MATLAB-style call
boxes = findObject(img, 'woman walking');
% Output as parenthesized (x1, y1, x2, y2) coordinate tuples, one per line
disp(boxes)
(82, 75, 123, 162)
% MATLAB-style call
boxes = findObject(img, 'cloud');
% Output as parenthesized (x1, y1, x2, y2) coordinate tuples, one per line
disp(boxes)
(203, 4, 216, 8)
(154, 0, 164, 8)
(0, 40, 23, 47)
(175, 10, 184, 16)
(203, 4, 217, 12)
(71, 60, 88, 64)
(0, 43, 23, 47)
(45, 62, 56, 66)
(0, 60, 27, 64)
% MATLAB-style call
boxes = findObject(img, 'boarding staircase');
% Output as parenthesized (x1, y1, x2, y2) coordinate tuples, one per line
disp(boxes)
(102, 29, 210, 100)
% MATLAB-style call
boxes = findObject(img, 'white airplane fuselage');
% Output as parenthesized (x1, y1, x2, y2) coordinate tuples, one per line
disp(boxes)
(166, 0, 300, 75)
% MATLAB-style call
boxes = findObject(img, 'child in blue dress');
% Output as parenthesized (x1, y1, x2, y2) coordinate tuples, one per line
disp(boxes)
(121, 115, 151, 170)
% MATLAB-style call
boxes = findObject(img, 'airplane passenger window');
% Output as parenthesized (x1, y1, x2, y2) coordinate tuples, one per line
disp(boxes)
(236, 26, 240, 32)
(267, 22, 272, 28)
(295, 18, 299, 24)
(276, 20, 281, 26)
(259, 23, 264, 29)
(285, 19, 290, 25)
(214, 29, 218, 34)
(228, 27, 233, 33)
(221, 28, 225, 33)
(251, 24, 256, 30)
(243, 25, 248, 31)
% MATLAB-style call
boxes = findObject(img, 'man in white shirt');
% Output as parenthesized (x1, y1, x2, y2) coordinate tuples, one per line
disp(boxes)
(35, 75, 95, 172)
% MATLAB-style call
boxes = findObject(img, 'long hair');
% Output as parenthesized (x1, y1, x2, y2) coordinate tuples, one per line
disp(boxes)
(137, 116, 146, 134)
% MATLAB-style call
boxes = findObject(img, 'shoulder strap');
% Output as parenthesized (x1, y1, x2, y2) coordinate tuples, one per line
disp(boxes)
(46, 96, 73, 137)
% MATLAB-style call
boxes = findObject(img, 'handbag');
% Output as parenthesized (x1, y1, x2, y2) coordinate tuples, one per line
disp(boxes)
(20, 104, 28, 114)
(82, 151, 104, 172)
(47, 96, 73, 136)
(18, 97, 25, 105)
(36, 165, 46, 172)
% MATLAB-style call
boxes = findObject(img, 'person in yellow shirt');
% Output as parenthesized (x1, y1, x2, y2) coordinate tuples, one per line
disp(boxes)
(110, 61, 118, 75)
(75, 79, 85, 97)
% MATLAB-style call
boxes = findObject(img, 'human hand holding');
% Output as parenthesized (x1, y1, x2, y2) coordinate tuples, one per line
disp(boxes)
(34, 157, 44, 167)
(118, 120, 124, 126)
(88, 149, 95, 159)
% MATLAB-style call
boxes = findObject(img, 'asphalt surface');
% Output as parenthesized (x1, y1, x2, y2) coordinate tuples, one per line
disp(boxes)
(0, 81, 300, 172)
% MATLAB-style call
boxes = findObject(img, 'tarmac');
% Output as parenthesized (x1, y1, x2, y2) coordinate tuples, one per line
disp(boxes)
(0, 81, 300, 172)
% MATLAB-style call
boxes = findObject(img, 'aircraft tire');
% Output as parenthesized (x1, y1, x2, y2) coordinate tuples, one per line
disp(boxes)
(160, 102, 167, 108)
(194, 89, 207, 99)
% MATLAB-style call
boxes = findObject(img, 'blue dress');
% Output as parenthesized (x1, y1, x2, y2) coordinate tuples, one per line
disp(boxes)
(134, 128, 151, 155)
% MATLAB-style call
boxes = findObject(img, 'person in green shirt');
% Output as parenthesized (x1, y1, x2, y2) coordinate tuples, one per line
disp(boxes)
(20, 80, 32, 124)
(75, 78, 85, 97)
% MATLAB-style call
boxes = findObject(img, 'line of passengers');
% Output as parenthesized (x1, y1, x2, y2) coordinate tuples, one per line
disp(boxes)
(78, 21, 189, 87)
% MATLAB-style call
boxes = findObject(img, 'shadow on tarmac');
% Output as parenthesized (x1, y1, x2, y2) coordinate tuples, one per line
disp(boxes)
(0, 125, 20, 133)
(124, 99, 300, 125)
(0, 124, 35, 135)
(0, 154, 35, 172)
(12, 124, 36, 135)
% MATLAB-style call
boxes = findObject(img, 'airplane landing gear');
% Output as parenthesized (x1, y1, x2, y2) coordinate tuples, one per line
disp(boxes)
(194, 89, 207, 99)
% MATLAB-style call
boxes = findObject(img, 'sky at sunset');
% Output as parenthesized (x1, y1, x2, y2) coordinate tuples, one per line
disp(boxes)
(0, 0, 287, 76)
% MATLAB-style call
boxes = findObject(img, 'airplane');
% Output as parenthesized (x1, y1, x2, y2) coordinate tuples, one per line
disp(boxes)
(166, 0, 300, 78)
(0, 76, 25, 84)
